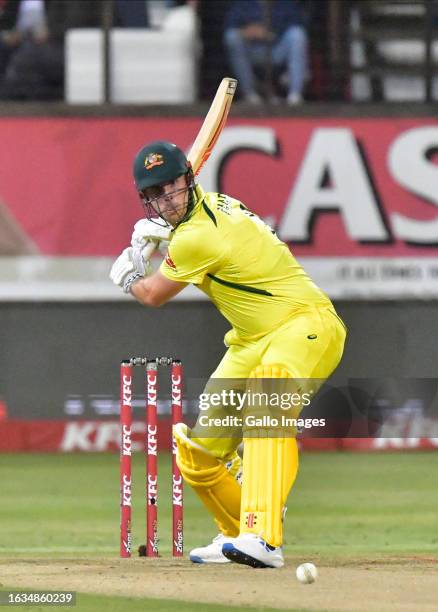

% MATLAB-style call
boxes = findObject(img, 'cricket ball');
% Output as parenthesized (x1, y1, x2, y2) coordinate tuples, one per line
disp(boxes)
(296, 562, 318, 584)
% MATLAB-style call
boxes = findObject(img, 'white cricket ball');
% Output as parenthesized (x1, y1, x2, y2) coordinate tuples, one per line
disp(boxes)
(296, 562, 318, 584)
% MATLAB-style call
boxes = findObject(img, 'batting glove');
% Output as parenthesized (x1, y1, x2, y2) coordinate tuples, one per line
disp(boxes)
(131, 218, 172, 256)
(110, 246, 152, 294)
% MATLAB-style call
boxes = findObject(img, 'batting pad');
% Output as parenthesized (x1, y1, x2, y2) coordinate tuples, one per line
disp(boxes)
(240, 364, 299, 547)
(174, 423, 241, 537)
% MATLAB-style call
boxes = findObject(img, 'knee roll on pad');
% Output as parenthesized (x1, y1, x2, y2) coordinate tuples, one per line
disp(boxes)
(249, 364, 292, 379)
(174, 423, 240, 536)
(247, 363, 295, 416)
(246, 363, 302, 434)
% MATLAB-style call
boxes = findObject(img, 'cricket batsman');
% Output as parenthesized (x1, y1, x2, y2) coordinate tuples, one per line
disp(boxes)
(110, 141, 347, 568)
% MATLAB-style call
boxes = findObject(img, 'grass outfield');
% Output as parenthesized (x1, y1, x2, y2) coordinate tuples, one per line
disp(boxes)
(0, 452, 437, 557)
(0, 591, 289, 612)
(0, 452, 437, 611)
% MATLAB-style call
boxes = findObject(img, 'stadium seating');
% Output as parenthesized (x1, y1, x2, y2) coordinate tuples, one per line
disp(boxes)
(65, 5, 198, 104)
(350, 0, 438, 101)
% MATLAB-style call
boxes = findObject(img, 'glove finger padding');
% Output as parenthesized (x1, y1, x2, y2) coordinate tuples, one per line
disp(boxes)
(110, 247, 135, 285)
(132, 241, 156, 275)
(110, 246, 148, 293)
(142, 241, 157, 262)
(131, 218, 172, 249)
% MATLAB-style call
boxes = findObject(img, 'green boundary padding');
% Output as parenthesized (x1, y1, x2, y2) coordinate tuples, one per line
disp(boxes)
(0, 589, 308, 612)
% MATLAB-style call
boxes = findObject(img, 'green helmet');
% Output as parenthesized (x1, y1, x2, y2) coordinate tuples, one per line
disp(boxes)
(133, 141, 190, 193)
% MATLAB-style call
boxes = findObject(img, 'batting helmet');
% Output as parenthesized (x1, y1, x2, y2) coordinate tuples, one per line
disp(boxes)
(133, 141, 190, 193)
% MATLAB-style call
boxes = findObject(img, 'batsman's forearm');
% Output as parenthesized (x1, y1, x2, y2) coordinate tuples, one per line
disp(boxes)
(128, 269, 186, 306)
(130, 278, 163, 307)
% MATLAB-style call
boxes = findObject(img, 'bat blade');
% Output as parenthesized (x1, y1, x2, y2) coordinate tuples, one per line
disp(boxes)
(188, 77, 237, 176)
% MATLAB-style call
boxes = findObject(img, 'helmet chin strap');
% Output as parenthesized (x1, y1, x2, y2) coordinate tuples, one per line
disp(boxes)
(177, 171, 197, 225)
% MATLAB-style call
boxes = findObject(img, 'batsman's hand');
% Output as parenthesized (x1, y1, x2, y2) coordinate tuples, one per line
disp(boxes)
(110, 246, 153, 293)
(131, 218, 171, 256)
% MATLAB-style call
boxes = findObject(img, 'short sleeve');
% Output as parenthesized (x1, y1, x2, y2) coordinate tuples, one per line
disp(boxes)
(160, 228, 226, 285)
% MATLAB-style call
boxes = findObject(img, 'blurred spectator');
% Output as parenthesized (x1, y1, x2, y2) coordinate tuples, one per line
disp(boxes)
(0, 0, 46, 79)
(166, 0, 190, 6)
(223, 0, 310, 105)
(0, 0, 102, 100)
(114, 0, 148, 28)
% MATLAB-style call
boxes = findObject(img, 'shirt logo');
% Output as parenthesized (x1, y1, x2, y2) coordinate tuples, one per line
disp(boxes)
(144, 153, 164, 170)
(165, 252, 176, 270)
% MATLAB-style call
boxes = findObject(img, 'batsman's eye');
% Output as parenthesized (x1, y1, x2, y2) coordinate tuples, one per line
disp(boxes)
(144, 185, 165, 201)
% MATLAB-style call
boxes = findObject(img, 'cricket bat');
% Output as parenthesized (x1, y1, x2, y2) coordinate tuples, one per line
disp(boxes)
(187, 77, 238, 176)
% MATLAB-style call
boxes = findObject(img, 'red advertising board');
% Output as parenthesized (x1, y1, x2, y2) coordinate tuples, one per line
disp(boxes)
(1, 419, 437, 453)
(1, 116, 438, 297)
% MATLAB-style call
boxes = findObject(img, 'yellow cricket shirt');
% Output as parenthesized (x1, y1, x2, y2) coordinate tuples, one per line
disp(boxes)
(160, 185, 332, 344)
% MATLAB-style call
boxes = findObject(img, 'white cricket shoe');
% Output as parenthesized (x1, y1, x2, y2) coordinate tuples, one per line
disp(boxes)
(222, 533, 284, 568)
(189, 533, 232, 564)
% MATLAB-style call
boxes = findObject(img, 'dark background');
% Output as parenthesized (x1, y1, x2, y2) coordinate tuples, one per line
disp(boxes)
(1, 300, 437, 419)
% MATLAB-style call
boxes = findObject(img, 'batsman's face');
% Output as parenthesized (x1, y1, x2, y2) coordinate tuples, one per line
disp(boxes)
(142, 175, 189, 227)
